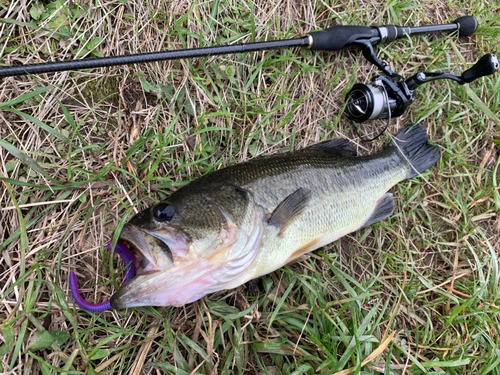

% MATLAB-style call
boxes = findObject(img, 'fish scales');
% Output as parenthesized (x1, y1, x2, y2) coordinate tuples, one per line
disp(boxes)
(203, 148, 410, 283)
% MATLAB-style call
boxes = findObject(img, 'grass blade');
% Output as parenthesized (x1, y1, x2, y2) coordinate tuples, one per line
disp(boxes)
(0, 86, 53, 109)
(0, 139, 58, 182)
(6, 108, 71, 145)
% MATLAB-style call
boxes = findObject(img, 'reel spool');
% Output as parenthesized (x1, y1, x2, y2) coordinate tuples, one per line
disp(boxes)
(346, 80, 395, 122)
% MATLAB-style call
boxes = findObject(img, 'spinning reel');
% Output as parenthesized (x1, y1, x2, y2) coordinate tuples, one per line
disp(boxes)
(345, 49, 499, 123)
(344, 37, 499, 139)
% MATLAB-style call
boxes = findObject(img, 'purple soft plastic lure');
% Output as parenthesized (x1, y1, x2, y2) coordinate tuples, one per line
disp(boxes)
(69, 241, 135, 312)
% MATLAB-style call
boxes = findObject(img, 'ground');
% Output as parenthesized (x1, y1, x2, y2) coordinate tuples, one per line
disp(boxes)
(1, 0, 500, 374)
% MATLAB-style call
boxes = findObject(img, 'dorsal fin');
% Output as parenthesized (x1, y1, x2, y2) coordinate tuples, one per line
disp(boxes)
(362, 193, 395, 228)
(299, 138, 357, 157)
(268, 188, 311, 234)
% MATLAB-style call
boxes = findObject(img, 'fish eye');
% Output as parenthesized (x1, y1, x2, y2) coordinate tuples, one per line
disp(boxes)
(153, 203, 176, 222)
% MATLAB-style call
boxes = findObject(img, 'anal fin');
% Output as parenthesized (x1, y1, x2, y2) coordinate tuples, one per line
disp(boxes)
(362, 193, 396, 228)
(268, 188, 311, 234)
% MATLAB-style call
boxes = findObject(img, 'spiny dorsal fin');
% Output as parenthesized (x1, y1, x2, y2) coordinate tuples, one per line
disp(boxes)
(362, 193, 395, 228)
(268, 188, 311, 234)
(299, 138, 357, 157)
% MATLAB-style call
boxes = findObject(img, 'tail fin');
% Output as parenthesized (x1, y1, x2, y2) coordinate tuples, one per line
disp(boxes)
(389, 125, 440, 179)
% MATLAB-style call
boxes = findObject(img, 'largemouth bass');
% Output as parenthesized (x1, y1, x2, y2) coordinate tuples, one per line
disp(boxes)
(71, 125, 440, 310)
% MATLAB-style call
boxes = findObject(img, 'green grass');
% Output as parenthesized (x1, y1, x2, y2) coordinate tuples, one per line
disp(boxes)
(1, 0, 500, 374)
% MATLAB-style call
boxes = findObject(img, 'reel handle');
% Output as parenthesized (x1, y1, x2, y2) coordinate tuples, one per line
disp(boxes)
(405, 54, 499, 90)
(461, 54, 499, 83)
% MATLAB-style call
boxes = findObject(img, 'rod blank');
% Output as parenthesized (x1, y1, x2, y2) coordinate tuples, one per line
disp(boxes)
(0, 38, 309, 78)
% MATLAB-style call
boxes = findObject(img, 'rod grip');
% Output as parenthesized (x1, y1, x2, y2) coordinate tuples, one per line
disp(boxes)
(308, 26, 377, 51)
(454, 16, 478, 37)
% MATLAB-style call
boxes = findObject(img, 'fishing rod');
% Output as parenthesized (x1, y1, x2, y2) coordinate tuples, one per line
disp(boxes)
(0, 15, 481, 77)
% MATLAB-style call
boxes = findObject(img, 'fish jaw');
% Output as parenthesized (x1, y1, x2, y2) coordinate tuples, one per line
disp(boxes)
(110, 208, 265, 309)
(110, 259, 218, 308)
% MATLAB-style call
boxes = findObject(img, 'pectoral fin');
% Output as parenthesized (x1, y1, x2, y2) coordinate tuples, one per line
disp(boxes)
(362, 193, 395, 228)
(268, 188, 311, 234)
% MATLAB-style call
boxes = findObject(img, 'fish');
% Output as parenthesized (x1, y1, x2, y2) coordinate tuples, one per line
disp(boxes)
(70, 124, 440, 311)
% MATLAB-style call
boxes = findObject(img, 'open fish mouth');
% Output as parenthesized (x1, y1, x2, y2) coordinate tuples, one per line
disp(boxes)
(69, 240, 135, 313)
(118, 238, 153, 275)
(70, 224, 175, 312)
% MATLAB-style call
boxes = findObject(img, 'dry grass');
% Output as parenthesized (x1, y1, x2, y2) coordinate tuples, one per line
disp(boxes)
(1, 0, 500, 374)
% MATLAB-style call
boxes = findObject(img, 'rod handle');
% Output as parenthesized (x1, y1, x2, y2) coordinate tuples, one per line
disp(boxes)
(308, 16, 478, 51)
(381, 16, 478, 44)
(308, 26, 377, 51)
(454, 15, 478, 37)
